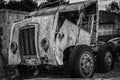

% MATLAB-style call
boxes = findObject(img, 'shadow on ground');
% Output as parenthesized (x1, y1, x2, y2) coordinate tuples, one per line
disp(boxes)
(1, 62, 120, 80)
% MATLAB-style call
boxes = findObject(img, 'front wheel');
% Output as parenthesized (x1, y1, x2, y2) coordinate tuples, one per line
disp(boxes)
(69, 45, 95, 78)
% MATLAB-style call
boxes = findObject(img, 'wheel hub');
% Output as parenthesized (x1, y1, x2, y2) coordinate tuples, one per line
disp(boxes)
(80, 51, 94, 77)
(105, 51, 112, 70)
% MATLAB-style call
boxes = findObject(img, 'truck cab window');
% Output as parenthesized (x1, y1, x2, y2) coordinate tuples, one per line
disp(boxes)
(56, 11, 79, 32)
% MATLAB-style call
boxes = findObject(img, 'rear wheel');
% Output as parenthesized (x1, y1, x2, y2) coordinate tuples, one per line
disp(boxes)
(69, 45, 95, 78)
(96, 44, 114, 73)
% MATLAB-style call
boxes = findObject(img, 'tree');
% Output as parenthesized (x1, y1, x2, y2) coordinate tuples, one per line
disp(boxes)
(38, 0, 69, 9)
(5, 0, 38, 12)
(21, 0, 38, 11)
(106, 1, 120, 13)
(6, 1, 20, 10)
(0, 0, 6, 9)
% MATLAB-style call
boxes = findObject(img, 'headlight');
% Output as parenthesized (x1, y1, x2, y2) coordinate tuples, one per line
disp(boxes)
(10, 42, 18, 53)
(41, 38, 49, 51)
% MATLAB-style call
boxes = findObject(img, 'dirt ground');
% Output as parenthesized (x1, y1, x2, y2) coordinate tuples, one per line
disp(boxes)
(1, 62, 120, 80)
(93, 62, 120, 78)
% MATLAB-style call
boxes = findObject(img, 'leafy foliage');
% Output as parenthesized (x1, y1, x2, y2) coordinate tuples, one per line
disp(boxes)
(20, 0, 38, 11)
(0, 0, 38, 12)
(106, 1, 120, 13)
(38, 0, 69, 9)
(0, 0, 6, 9)
(0, 0, 69, 12)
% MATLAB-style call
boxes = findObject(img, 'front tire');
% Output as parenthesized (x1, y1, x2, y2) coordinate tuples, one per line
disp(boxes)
(69, 45, 95, 78)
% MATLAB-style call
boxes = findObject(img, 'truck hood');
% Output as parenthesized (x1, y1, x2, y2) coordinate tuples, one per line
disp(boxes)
(9, 18, 33, 65)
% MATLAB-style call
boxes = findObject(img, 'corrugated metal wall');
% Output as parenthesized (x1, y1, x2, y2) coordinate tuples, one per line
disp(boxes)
(98, 11, 120, 42)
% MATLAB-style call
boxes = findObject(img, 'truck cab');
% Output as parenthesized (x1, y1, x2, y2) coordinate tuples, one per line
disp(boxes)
(9, 0, 98, 78)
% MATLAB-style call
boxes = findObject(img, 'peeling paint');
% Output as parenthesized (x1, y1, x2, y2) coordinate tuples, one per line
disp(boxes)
(9, 0, 97, 66)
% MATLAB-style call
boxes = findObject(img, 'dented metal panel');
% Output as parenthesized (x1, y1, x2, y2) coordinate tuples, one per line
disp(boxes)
(32, 14, 80, 65)
(55, 20, 79, 65)
(32, 14, 57, 65)
(9, 18, 33, 65)
(9, 0, 98, 66)
(77, 29, 91, 45)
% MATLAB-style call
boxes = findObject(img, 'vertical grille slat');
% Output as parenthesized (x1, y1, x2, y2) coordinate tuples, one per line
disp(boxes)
(23, 30, 28, 55)
(28, 29, 32, 55)
(32, 30, 36, 55)
(19, 30, 24, 55)
(19, 27, 36, 56)
(29, 28, 35, 55)
(25, 29, 30, 55)
(22, 30, 27, 55)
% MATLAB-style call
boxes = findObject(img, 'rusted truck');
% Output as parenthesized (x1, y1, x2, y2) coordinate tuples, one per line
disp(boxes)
(9, 0, 120, 78)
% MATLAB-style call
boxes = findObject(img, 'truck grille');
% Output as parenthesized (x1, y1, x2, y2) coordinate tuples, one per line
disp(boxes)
(19, 27, 36, 55)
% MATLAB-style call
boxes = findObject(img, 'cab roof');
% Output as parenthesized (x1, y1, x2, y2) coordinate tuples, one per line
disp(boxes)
(29, 0, 97, 16)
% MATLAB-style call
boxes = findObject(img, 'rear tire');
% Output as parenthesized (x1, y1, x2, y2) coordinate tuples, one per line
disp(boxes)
(69, 45, 95, 78)
(96, 44, 114, 73)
